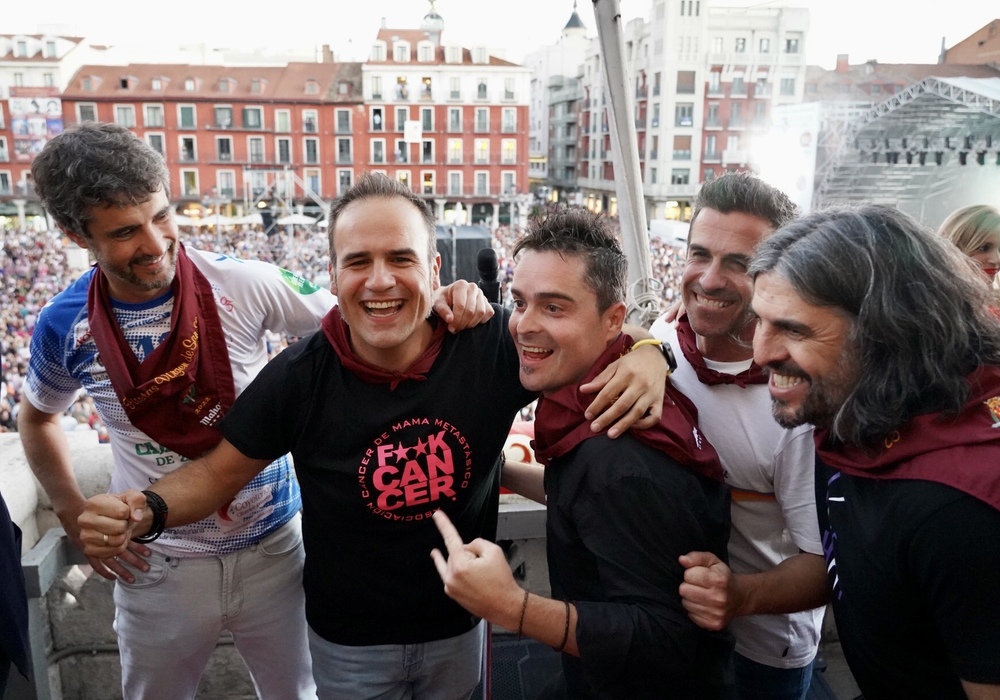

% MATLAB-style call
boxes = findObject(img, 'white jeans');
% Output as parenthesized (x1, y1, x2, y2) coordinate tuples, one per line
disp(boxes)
(113, 514, 315, 700)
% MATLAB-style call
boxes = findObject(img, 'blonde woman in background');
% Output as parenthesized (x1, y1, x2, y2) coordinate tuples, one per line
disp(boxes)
(938, 204, 1000, 286)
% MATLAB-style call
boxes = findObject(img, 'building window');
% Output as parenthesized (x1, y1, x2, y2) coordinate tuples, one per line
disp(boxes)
(242, 107, 263, 129)
(676, 71, 696, 94)
(395, 139, 409, 163)
(396, 171, 411, 190)
(421, 77, 433, 101)
(447, 139, 463, 165)
(759, 38, 771, 53)
(46, 40, 57, 57)
(151, 78, 162, 91)
(372, 139, 386, 164)
(754, 102, 768, 124)
(502, 172, 515, 195)
(711, 37, 723, 53)
(276, 110, 291, 133)
(338, 170, 353, 195)
(305, 80, 319, 95)
(421, 107, 433, 132)
(474, 139, 490, 165)
(184, 78, 195, 91)
(251, 79, 262, 94)
(145, 105, 164, 127)
(303, 109, 318, 133)
(81, 77, 91, 91)
(422, 171, 435, 195)
(176, 105, 195, 129)
(504, 78, 516, 101)
(502, 108, 516, 133)
(371, 43, 386, 62)
(304, 169, 320, 195)
(216, 170, 236, 198)
(336, 109, 351, 133)
(421, 140, 434, 164)
(708, 71, 722, 94)
(217, 137, 232, 161)
(146, 133, 164, 155)
(674, 103, 693, 127)
(785, 38, 800, 54)
(16, 41, 28, 57)
(275, 138, 291, 164)
(477, 79, 488, 100)
(44, 73, 55, 87)
(394, 42, 410, 62)
(181, 170, 199, 197)
(214, 106, 233, 128)
(501, 139, 516, 165)
(780, 78, 796, 96)
(651, 103, 660, 128)
(371, 106, 385, 131)
(114, 105, 135, 128)
(671, 169, 690, 185)
(218, 79, 230, 93)
(448, 107, 462, 132)
(449, 77, 461, 100)
(704, 168, 715, 182)
(249, 137, 264, 163)
(475, 172, 488, 196)
(396, 77, 410, 100)
(448, 172, 462, 196)
(735, 38, 746, 53)
(303, 138, 319, 164)
(755, 78, 769, 97)
(337, 138, 352, 164)
(732, 76, 746, 96)
(705, 134, 717, 158)
(474, 108, 488, 132)
(395, 107, 408, 132)
(179, 137, 196, 162)
(730, 102, 743, 127)
(419, 43, 434, 62)
(673, 135, 691, 160)
(372, 76, 383, 99)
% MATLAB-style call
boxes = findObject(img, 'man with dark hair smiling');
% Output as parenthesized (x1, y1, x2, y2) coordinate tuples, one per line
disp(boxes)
(750, 204, 1000, 700)
(432, 208, 732, 699)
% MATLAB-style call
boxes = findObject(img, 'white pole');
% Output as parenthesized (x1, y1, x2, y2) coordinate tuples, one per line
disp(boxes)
(592, 0, 660, 327)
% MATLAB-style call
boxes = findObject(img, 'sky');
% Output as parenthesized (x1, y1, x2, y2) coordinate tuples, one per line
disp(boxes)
(7, 0, 996, 70)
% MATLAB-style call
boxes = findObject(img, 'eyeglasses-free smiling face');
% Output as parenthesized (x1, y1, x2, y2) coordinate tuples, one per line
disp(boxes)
(751, 271, 859, 431)
(330, 196, 441, 372)
(66, 186, 178, 304)
(509, 249, 624, 395)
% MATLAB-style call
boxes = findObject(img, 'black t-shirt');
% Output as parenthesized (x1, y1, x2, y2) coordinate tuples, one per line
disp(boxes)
(816, 455, 1000, 699)
(545, 435, 732, 699)
(220, 310, 533, 645)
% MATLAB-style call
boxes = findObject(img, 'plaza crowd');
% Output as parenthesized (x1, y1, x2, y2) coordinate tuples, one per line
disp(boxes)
(0, 217, 686, 435)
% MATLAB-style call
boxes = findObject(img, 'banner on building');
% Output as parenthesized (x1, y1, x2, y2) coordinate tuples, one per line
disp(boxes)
(8, 88, 64, 162)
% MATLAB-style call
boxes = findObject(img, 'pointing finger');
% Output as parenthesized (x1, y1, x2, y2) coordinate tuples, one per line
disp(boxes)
(432, 510, 466, 555)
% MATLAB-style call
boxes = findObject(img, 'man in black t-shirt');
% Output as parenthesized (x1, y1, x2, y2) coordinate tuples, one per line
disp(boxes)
(78, 174, 670, 699)
(748, 205, 1000, 700)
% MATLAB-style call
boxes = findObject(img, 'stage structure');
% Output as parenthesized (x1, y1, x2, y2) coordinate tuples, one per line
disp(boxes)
(813, 76, 1000, 226)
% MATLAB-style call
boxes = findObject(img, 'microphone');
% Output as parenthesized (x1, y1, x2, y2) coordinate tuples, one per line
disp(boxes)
(476, 247, 501, 304)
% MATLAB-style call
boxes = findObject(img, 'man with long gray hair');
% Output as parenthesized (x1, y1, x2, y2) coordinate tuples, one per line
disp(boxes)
(750, 204, 1000, 700)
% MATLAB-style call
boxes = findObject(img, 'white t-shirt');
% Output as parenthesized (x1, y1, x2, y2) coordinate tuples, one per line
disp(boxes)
(24, 248, 335, 557)
(652, 318, 825, 669)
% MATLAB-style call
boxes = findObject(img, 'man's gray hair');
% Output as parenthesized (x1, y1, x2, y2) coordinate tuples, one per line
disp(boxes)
(31, 122, 170, 237)
(750, 204, 1000, 450)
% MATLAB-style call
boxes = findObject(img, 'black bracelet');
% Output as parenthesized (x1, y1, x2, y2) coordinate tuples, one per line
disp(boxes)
(132, 490, 168, 543)
(554, 600, 571, 653)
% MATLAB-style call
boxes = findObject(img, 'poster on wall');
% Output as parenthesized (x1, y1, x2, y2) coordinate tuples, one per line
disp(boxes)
(8, 89, 63, 162)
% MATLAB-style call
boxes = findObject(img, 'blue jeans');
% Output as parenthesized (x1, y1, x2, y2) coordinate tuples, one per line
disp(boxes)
(113, 514, 315, 700)
(308, 620, 485, 700)
(732, 652, 813, 700)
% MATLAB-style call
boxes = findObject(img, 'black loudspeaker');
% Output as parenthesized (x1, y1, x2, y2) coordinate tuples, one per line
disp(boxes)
(471, 633, 565, 700)
(436, 225, 493, 286)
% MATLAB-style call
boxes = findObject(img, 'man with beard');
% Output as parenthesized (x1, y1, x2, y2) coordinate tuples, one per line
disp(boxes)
(651, 173, 826, 699)
(19, 124, 490, 699)
(750, 204, 1000, 700)
(76, 174, 669, 699)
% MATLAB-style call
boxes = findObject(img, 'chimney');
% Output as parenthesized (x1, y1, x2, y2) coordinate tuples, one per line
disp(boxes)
(836, 54, 850, 73)
(380, 17, 387, 29)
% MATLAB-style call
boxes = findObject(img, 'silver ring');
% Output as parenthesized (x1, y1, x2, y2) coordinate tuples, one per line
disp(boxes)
(103, 533, 109, 545)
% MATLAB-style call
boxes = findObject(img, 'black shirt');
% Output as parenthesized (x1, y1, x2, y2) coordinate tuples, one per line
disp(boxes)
(545, 434, 732, 699)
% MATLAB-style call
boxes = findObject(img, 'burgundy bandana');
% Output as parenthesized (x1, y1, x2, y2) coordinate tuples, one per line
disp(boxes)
(87, 244, 235, 459)
(676, 314, 767, 387)
(816, 365, 1000, 511)
(532, 333, 724, 482)
(321, 306, 445, 389)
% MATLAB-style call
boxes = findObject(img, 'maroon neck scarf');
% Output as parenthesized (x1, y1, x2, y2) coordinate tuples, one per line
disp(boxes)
(87, 243, 235, 459)
(676, 314, 767, 387)
(532, 333, 724, 482)
(816, 365, 1000, 511)
(321, 306, 445, 390)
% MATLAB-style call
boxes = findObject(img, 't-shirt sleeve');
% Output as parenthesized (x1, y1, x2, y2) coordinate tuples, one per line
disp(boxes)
(910, 494, 1000, 685)
(570, 449, 718, 692)
(772, 428, 822, 555)
(217, 345, 312, 461)
(229, 257, 333, 338)
(22, 303, 83, 414)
